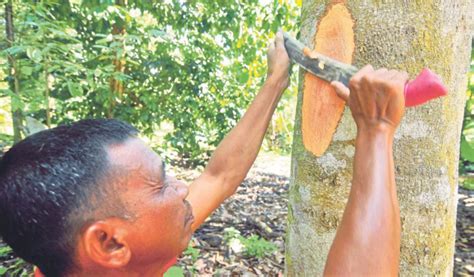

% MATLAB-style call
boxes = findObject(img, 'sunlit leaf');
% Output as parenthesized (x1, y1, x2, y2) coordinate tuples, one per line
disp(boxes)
(26, 48, 42, 63)
(21, 66, 34, 76)
(462, 178, 474, 190)
(461, 135, 474, 162)
(67, 82, 83, 97)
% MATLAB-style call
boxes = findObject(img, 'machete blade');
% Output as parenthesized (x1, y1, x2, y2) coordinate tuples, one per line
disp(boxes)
(283, 32, 357, 86)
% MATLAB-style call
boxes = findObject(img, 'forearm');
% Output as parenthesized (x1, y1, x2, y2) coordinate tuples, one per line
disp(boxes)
(324, 130, 400, 276)
(187, 31, 290, 231)
(203, 77, 286, 193)
(187, 77, 286, 230)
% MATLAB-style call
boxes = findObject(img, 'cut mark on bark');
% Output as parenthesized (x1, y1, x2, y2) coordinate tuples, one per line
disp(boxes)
(302, 3, 354, 156)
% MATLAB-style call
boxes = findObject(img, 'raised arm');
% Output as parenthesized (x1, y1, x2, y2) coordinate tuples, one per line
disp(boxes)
(186, 31, 290, 230)
(324, 65, 408, 276)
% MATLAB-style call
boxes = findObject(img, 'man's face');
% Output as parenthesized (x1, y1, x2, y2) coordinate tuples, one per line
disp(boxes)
(106, 138, 194, 265)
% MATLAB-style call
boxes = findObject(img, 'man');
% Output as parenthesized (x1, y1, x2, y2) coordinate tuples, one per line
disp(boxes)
(0, 31, 408, 276)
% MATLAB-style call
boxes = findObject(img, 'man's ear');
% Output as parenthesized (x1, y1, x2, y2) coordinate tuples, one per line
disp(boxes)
(81, 220, 131, 269)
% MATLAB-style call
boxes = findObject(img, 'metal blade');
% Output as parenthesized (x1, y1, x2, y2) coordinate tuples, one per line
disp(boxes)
(283, 32, 357, 86)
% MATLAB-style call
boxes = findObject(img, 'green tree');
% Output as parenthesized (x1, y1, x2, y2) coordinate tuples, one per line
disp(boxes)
(1, 0, 300, 164)
(4, 0, 24, 142)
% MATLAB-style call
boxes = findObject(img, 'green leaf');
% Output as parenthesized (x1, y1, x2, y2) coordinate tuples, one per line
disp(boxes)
(11, 95, 24, 112)
(462, 179, 474, 190)
(237, 71, 249, 84)
(0, 266, 7, 275)
(26, 48, 43, 63)
(183, 245, 200, 262)
(0, 245, 12, 256)
(0, 88, 14, 97)
(461, 136, 474, 162)
(5, 46, 24, 55)
(149, 29, 166, 38)
(163, 266, 184, 277)
(21, 66, 34, 76)
(67, 82, 83, 97)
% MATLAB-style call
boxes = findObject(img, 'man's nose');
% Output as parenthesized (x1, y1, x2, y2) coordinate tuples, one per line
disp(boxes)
(172, 178, 189, 199)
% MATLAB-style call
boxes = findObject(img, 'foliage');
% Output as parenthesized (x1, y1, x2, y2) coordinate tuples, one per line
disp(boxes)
(0, 0, 300, 165)
(240, 234, 277, 258)
(459, 46, 474, 179)
(183, 245, 200, 263)
(0, 133, 12, 152)
(223, 226, 241, 241)
(461, 178, 474, 190)
(0, 244, 30, 276)
(163, 266, 184, 277)
(223, 227, 277, 258)
(0, 245, 12, 257)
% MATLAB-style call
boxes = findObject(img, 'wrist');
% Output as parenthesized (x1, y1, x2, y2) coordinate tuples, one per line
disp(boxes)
(357, 120, 397, 137)
(356, 127, 394, 144)
(266, 74, 288, 91)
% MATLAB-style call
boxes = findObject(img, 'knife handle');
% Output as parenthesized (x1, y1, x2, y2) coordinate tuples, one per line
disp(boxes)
(404, 68, 447, 107)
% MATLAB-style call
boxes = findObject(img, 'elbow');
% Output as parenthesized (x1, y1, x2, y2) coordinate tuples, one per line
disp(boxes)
(202, 169, 244, 199)
(220, 173, 244, 199)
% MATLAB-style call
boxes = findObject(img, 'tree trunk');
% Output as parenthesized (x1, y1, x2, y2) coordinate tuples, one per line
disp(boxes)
(286, 1, 472, 276)
(5, 0, 24, 142)
(44, 59, 51, 128)
(107, 0, 127, 118)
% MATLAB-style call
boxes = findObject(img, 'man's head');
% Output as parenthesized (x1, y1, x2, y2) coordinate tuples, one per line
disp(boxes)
(0, 119, 194, 276)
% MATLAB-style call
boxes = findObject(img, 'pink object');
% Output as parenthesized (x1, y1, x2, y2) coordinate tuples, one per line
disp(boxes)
(404, 68, 448, 107)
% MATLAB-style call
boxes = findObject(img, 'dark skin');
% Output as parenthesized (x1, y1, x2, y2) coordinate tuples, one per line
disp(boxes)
(71, 31, 290, 277)
(326, 66, 408, 276)
(67, 32, 408, 276)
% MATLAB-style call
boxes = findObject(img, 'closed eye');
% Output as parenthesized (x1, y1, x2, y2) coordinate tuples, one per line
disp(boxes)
(147, 160, 167, 193)
(146, 179, 164, 192)
(161, 160, 166, 180)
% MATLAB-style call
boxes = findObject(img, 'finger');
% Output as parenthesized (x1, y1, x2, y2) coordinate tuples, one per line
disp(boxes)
(374, 68, 389, 79)
(350, 64, 374, 87)
(275, 30, 285, 49)
(354, 64, 374, 79)
(331, 81, 350, 102)
(396, 71, 409, 83)
(374, 67, 388, 75)
(349, 64, 373, 92)
(268, 38, 275, 53)
(386, 69, 399, 80)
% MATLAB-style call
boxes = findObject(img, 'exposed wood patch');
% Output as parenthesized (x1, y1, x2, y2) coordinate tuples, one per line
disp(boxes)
(302, 3, 354, 156)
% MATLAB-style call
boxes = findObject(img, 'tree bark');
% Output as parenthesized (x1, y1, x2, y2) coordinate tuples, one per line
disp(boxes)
(44, 59, 51, 128)
(107, 0, 127, 118)
(5, 0, 24, 142)
(286, 1, 472, 276)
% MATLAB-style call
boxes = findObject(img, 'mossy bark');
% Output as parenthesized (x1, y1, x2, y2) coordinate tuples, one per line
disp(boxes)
(286, 1, 472, 276)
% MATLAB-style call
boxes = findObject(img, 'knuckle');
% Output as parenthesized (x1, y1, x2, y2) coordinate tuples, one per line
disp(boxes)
(400, 71, 409, 80)
(386, 81, 403, 94)
(349, 78, 360, 89)
(361, 74, 373, 84)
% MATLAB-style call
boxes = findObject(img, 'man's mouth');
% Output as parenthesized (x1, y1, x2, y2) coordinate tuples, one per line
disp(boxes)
(184, 200, 194, 224)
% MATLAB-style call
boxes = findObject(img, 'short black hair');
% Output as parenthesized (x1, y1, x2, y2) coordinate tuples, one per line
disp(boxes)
(0, 119, 138, 276)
